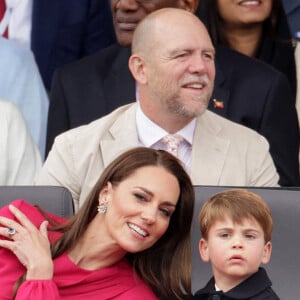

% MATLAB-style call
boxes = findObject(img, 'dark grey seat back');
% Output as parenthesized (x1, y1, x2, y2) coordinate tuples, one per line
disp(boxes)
(0, 186, 74, 218)
(192, 186, 300, 300)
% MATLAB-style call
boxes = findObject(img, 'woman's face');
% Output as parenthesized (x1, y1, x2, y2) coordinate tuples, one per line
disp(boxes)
(101, 165, 180, 253)
(217, 0, 273, 26)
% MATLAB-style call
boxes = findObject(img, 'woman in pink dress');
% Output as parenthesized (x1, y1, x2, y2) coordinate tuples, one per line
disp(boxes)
(0, 147, 195, 300)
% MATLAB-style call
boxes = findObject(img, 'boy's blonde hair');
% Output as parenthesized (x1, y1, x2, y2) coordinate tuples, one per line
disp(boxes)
(199, 189, 273, 243)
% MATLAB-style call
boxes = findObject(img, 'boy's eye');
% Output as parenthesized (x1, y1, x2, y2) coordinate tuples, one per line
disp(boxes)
(219, 232, 230, 238)
(245, 234, 255, 239)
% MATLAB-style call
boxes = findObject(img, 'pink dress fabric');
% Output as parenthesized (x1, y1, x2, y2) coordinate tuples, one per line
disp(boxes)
(0, 200, 157, 300)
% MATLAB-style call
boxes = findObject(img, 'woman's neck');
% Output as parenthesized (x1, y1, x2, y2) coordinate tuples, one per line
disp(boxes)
(222, 24, 263, 57)
(68, 218, 127, 270)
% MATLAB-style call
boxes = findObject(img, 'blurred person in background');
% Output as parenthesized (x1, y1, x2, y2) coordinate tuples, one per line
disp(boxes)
(0, 99, 41, 185)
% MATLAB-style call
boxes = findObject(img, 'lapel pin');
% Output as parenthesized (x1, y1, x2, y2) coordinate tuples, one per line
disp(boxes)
(213, 99, 224, 109)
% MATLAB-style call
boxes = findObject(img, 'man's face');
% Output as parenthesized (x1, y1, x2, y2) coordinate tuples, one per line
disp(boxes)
(141, 16, 215, 120)
(110, 0, 182, 46)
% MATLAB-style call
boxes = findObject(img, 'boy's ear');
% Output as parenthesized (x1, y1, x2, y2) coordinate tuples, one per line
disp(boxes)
(261, 241, 272, 264)
(199, 238, 210, 262)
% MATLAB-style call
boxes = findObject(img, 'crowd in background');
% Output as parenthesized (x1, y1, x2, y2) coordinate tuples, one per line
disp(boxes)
(0, 0, 299, 186)
(0, 0, 300, 185)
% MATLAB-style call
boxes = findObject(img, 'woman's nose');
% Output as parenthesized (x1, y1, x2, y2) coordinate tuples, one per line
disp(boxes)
(141, 207, 157, 224)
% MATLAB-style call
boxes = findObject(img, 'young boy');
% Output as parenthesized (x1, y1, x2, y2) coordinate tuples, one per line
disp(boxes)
(193, 189, 280, 299)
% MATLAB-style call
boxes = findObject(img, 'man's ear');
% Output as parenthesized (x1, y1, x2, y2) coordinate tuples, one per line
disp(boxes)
(261, 241, 272, 265)
(199, 238, 210, 262)
(128, 54, 147, 84)
(178, 0, 199, 13)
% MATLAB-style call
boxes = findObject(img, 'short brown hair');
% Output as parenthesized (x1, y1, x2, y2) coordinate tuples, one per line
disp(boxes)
(199, 189, 273, 243)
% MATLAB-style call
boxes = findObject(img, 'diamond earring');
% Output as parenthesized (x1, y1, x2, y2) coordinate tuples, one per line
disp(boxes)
(98, 203, 107, 214)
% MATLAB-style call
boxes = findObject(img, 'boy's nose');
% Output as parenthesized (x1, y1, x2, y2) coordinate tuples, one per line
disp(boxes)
(232, 239, 243, 248)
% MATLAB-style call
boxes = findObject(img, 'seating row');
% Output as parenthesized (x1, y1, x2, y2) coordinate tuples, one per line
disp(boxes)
(0, 185, 299, 299)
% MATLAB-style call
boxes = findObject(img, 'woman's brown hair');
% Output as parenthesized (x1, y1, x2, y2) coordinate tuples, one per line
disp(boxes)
(14, 147, 195, 300)
(198, 0, 289, 47)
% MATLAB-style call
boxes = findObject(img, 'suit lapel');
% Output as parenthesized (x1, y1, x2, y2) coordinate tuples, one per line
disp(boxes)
(103, 46, 136, 108)
(191, 111, 230, 185)
(97, 105, 231, 184)
(208, 51, 231, 118)
(100, 104, 139, 167)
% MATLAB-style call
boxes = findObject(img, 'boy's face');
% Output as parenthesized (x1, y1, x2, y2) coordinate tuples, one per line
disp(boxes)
(199, 215, 272, 291)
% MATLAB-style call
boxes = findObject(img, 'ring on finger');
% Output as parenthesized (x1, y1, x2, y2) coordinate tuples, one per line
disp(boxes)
(7, 227, 17, 236)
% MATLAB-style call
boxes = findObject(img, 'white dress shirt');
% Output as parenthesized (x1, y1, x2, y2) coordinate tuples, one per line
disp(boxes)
(136, 102, 195, 172)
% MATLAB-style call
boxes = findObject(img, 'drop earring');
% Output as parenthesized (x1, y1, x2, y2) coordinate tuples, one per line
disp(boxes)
(97, 203, 107, 214)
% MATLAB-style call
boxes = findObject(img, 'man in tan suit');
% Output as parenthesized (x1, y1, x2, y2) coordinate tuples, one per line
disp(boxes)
(36, 9, 279, 211)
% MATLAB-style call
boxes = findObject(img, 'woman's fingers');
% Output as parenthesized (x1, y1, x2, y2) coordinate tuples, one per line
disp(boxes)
(0, 217, 23, 239)
(39, 220, 49, 239)
(0, 205, 45, 240)
(0, 206, 54, 279)
(0, 204, 36, 238)
(8, 204, 37, 230)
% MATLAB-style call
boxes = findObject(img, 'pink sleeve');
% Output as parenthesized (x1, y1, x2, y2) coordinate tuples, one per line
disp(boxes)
(0, 199, 52, 227)
(0, 200, 66, 299)
(0, 199, 66, 242)
(15, 280, 60, 300)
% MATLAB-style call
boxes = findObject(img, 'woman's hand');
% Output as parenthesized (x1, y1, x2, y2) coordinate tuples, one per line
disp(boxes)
(0, 204, 54, 280)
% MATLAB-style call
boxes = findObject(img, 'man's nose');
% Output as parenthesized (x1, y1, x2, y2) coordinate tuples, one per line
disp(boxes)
(116, 0, 140, 10)
(188, 55, 206, 73)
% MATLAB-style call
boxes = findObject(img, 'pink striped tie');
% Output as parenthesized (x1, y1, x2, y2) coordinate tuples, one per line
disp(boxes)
(161, 134, 183, 157)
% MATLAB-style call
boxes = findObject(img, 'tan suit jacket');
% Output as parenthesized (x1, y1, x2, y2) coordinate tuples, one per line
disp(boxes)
(36, 103, 279, 211)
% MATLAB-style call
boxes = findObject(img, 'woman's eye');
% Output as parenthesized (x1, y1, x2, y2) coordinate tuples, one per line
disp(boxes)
(160, 208, 171, 217)
(134, 193, 146, 201)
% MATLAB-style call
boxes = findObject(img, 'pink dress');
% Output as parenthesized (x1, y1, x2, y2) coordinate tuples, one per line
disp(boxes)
(0, 200, 158, 300)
